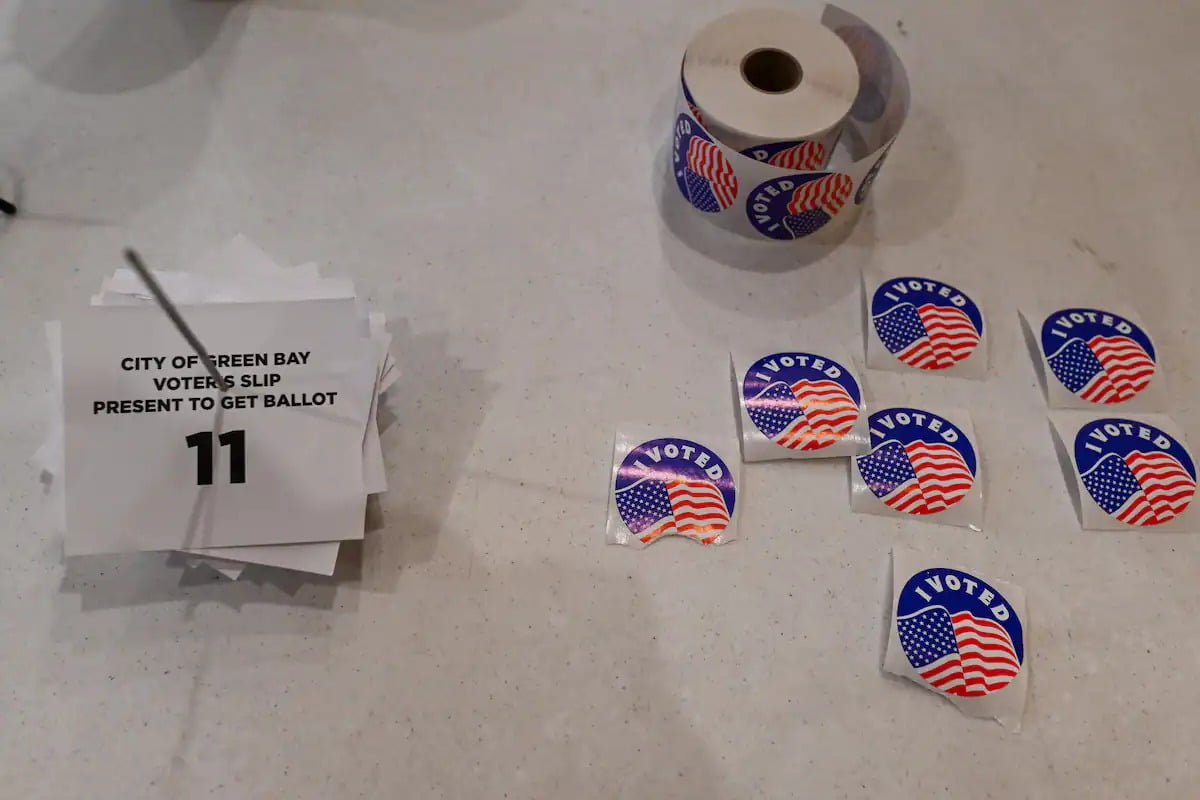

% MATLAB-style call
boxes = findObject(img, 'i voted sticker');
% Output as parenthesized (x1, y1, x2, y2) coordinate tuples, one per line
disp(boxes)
(746, 173, 853, 240)
(856, 407, 977, 515)
(1041, 308, 1156, 404)
(613, 437, 736, 546)
(741, 352, 861, 451)
(896, 567, 1024, 698)
(871, 277, 984, 370)
(1074, 418, 1196, 527)
(673, 115, 738, 214)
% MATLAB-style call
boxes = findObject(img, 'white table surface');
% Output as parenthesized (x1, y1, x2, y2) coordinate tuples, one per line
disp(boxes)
(2, 1, 1198, 797)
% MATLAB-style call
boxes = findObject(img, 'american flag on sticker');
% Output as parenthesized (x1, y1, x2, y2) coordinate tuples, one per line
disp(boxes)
(1073, 417, 1197, 528)
(683, 137, 738, 212)
(765, 140, 826, 171)
(747, 173, 855, 240)
(895, 567, 1025, 701)
(898, 606, 1021, 697)
(856, 440, 976, 515)
(1040, 308, 1157, 404)
(613, 437, 737, 547)
(746, 379, 859, 451)
(740, 353, 864, 455)
(1047, 335, 1156, 404)
(872, 303, 981, 369)
(615, 476, 731, 545)
(1081, 450, 1195, 526)
(781, 173, 852, 238)
(870, 278, 985, 370)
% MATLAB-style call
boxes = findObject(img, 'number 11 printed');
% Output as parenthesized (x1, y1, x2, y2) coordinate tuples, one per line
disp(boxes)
(186, 430, 246, 485)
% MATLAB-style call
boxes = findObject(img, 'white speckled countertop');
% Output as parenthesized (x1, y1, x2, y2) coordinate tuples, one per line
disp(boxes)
(2, 1, 1198, 797)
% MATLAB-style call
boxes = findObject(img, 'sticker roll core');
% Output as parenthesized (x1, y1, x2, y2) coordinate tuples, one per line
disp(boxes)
(740, 48, 804, 95)
(672, 5, 910, 241)
(685, 8, 858, 153)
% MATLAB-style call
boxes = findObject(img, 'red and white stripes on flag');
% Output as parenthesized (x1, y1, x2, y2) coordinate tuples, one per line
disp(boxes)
(917, 611, 1021, 697)
(1080, 335, 1156, 403)
(686, 138, 738, 209)
(787, 173, 853, 217)
(767, 140, 826, 171)
(775, 379, 859, 450)
(1116, 451, 1196, 525)
(897, 303, 981, 369)
(886, 441, 975, 515)
(639, 478, 731, 545)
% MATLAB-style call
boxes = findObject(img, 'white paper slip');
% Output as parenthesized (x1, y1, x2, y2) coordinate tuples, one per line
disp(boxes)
(98, 260, 387, 491)
(62, 299, 377, 555)
(40, 235, 398, 577)
(43, 321, 346, 576)
(54, 245, 395, 573)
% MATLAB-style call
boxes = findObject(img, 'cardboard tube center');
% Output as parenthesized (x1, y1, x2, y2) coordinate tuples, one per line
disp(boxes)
(740, 48, 803, 94)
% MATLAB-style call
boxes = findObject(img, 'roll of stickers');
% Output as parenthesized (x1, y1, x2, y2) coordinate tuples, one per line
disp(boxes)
(673, 5, 909, 240)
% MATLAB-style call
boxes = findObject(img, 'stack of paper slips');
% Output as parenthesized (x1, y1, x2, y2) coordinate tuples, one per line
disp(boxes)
(35, 236, 396, 579)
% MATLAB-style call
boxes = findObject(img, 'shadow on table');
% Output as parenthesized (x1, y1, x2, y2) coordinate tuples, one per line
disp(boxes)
(653, 140, 876, 321)
(331, 557, 734, 797)
(59, 550, 345, 614)
(650, 110, 965, 324)
(5, 0, 250, 226)
(12, 0, 245, 94)
(646, 89, 965, 271)
(863, 104, 965, 245)
(1045, 418, 1085, 525)
(655, 145, 877, 271)
(58, 545, 734, 797)
(333, 320, 498, 593)
(251, 0, 524, 33)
